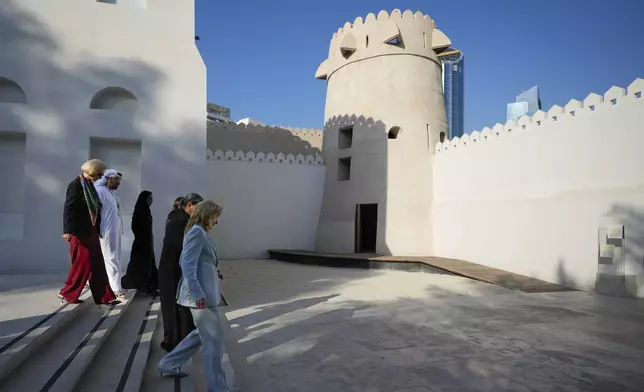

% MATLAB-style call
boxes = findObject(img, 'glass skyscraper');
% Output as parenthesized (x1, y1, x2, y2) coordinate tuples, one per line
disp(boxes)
(507, 85, 542, 121)
(440, 49, 464, 139)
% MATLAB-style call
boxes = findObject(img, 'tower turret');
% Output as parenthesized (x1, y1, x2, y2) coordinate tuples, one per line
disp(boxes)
(315, 9, 450, 256)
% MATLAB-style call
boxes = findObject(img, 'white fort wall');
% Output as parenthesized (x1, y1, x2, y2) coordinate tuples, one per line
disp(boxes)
(433, 79, 644, 296)
(0, 0, 205, 272)
(206, 150, 325, 259)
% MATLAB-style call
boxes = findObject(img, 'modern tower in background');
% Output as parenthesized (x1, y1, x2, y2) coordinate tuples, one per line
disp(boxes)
(507, 85, 542, 121)
(207, 102, 233, 123)
(438, 48, 465, 139)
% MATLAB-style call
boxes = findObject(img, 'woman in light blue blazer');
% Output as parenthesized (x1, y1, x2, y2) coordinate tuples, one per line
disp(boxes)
(158, 200, 228, 392)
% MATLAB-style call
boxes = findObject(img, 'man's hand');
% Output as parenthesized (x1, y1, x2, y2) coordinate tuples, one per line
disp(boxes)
(62, 234, 72, 242)
(218, 269, 223, 279)
(195, 298, 207, 309)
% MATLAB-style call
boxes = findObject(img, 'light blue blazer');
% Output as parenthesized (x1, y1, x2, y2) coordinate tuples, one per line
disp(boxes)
(176, 225, 221, 308)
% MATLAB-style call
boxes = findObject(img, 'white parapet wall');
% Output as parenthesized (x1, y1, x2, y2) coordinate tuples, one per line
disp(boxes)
(206, 149, 325, 259)
(433, 79, 644, 296)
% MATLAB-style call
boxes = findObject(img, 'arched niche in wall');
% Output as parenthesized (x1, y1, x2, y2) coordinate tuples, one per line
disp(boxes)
(388, 126, 401, 139)
(90, 87, 139, 112)
(0, 77, 27, 104)
(439, 132, 446, 143)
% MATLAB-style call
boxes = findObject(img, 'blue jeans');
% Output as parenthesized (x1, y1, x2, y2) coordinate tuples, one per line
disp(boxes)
(159, 307, 229, 392)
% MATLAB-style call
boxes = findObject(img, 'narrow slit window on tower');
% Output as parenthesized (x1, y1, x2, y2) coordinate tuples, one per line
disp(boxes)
(388, 126, 400, 139)
(439, 132, 446, 143)
(366, 35, 369, 48)
(338, 126, 353, 149)
(337, 157, 351, 181)
(423, 33, 426, 49)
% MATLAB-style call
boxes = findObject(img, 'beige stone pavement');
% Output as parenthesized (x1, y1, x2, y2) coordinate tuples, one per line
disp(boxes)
(220, 259, 644, 392)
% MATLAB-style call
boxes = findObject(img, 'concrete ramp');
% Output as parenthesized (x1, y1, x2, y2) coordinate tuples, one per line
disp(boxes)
(268, 250, 577, 293)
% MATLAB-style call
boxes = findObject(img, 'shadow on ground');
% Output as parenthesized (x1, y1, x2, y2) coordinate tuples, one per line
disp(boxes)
(220, 259, 644, 392)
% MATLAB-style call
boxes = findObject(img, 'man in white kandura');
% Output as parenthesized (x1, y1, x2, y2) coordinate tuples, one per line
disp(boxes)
(95, 169, 125, 299)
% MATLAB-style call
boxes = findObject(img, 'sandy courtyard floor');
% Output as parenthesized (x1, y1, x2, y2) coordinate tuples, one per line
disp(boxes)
(219, 259, 644, 392)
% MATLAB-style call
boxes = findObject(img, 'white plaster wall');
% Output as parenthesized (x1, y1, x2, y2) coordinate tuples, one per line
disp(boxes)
(206, 159, 325, 259)
(0, 132, 26, 242)
(0, 0, 206, 273)
(89, 138, 143, 264)
(433, 94, 644, 295)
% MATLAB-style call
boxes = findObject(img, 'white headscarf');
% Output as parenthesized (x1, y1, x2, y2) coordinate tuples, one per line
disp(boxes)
(95, 169, 121, 188)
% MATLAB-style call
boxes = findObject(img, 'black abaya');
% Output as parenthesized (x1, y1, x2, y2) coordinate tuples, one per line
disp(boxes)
(122, 191, 159, 292)
(158, 207, 195, 350)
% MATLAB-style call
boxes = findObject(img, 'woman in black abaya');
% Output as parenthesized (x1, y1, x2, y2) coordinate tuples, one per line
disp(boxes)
(122, 190, 159, 295)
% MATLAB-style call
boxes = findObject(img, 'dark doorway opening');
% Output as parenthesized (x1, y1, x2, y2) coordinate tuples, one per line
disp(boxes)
(355, 204, 378, 253)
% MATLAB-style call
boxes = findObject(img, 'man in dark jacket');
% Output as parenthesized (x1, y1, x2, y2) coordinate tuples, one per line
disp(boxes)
(158, 192, 203, 352)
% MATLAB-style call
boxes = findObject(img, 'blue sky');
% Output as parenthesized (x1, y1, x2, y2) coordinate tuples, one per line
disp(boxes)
(196, 0, 644, 132)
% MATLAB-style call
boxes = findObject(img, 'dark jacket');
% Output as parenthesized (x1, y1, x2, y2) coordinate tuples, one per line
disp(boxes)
(159, 208, 190, 274)
(63, 177, 100, 239)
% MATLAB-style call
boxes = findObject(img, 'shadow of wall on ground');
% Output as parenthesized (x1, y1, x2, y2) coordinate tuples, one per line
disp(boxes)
(220, 260, 644, 392)
(0, 0, 206, 272)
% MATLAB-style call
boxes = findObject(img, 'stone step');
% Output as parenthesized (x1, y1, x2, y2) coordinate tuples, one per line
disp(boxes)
(140, 306, 239, 392)
(73, 293, 159, 392)
(0, 288, 92, 385)
(0, 290, 136, 392)
(140, 305, 195, 392)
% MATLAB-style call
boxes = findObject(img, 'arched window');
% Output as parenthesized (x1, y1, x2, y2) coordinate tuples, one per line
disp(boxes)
(0, 77, 27, 104)
(439, 132, 446, 143)
(388, 126, 400, 139)
(90, 87, 138, 112)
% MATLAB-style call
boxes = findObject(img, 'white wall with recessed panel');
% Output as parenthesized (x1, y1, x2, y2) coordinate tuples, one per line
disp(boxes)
(0, 0, 206, 272)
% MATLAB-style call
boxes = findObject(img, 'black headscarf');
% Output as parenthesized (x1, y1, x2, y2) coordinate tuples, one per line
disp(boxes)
(133, 190, 152, 222)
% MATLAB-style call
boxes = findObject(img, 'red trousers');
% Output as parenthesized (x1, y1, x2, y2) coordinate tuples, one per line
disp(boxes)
(60, 233, 116, 304)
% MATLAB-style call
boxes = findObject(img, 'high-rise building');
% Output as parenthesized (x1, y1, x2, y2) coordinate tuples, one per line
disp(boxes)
(507, 85, 542, 121)
(207, 102, 232, 123)
(439, 49, 464, 139)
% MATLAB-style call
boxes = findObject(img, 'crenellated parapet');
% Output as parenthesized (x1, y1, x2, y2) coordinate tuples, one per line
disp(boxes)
(207, 121, 323, 156)
(436, 78, 644, 153)
(315, 9, 451, 80)
(207, 121, 323, 140)
(207, 149, 324, 165)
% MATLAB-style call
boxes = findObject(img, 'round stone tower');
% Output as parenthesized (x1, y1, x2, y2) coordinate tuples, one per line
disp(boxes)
(314, 9, 451, 256)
